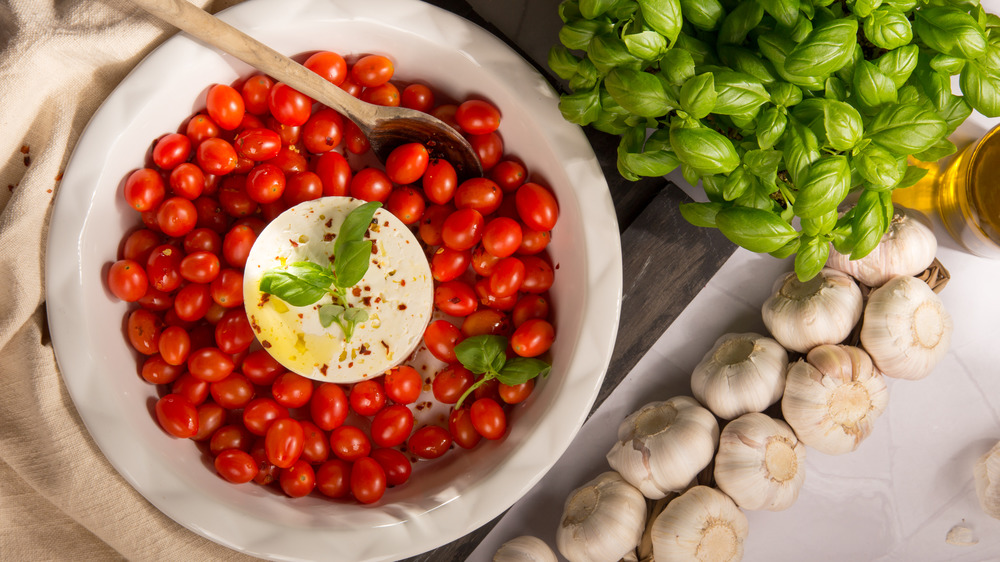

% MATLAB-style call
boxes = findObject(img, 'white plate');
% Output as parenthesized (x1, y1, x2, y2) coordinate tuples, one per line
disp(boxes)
(44, 0, 623, 560)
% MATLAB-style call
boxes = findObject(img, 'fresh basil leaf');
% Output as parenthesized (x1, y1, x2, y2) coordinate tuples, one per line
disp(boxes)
(588, 33, 642, 74)
(718, 46, 777, 85)
(454, 335, 509, 375)
(673, 33, 716, 66)
(716, 206, 799, 252)
(794, 235, 830, 281)
(735, 176, 777, 210)
(864, 7, 912, 50)
(670, 126, 741, 175)
(757, 34, 826, 90)
(960, 62, 1000, 118)
(769, 237, 800, 259)
(343, 307, 368, 323)
(825, 77, 848, 101)
(606, 68, 675, 116)
(884, 0, 916, 10)
(548, 46, 581, 80)
(568, 59, 600, 91)
(558, 87, 602, 125)
(852, 0, 881, 18)
(854, 143, 904, 188)
(333, 239, 373, 288)
(782, 117, 821, 188)
(756, 107, 788, 150)
(853, 60, 897, 114)
(771, 83, 803, 108)
(875, 45, 918, 89)
(680, 201, 724, 227)
(680, 0, 724, 30)
(623, 30, 669, 60)
(785, 19, 858, 78)
(822, 99, 864, 152)
(259, 267, 333, 307)
(497, 357, 552, 386)
(744, 149, 783, 186)
(579, 0, 620, 19)
(318, 304, 344, 329)
(913, 138, 957, 162)
(638, 0, 683, 45)
(914, 7, 987, 60)
(896, 165, 930, 189)
(660, 48, 696, 85)
(801, 209, 838, 236)
(680, 73, 717, 119)
(937, 95, 973, 135)
(712, 71, 771, 115)
(760, 0, 801, 28)
(930, 54, 966, 76)
(795, 155, 851, 218)
(850, 189, 888, 259)
(334, 201, 381, 261)
(718, 0, 764, 45)
(701, 175, 725, 202)
(618, 131, 681, 178)
(559, 19, 610, 51)
(866, 104, 948, 154)
(723, 167, 752, 201)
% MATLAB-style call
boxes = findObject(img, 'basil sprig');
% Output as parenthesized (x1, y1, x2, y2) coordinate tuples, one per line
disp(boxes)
(550, 0, 998, 280)
(258, 201, 382, 342)
(451, 335, 551, 409)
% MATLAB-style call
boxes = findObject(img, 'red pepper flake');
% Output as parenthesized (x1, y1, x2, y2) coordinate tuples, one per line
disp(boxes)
(397, 303, 407, 310)
(323, 232, 335, 241)
(352, 287, 362, 297)
(7, 185, 14, 192)
(262, 340, 272, 348)
(55, 171, 63, 181)
(362, 296, 372, 306)
(348, 361, 354, 368)
(289, 238, 299, 247)
(359, 344, 371, 355)
(259, 294, 270, 306)
(370, 241, 378, 254)
(19, 145, 28, 154)
(320, 364, 328, 376)
(400, 279, 406, 287)
(23, 156, 30, 166)
(325, 218, 334, 229)
(380, 340, 390, 353)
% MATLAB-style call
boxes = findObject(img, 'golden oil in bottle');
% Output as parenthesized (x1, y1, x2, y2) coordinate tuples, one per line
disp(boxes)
(892, 157, 941, 217)
(935, 125, 1000, 259)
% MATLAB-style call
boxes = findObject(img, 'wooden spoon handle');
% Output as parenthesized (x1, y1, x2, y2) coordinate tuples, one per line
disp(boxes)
(128, 0, 371, 125)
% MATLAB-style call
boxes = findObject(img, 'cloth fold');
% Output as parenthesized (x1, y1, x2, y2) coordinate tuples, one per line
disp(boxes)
(0, 0, 257, 559)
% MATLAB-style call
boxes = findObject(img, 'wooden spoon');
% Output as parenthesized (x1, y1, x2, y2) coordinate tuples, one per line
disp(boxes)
(129, 0, 483, 179)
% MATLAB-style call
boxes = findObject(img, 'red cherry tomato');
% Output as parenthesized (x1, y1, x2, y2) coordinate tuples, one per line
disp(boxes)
(209, 424, 254, 455)
(155, 197, 197, 237)
(454, 178, 503, 215)
(305, 51, 348, 86)
(432, 364, 474, 405)
(499, 379, 535, 405)
(351, 55, 394, 87)
(141, 354, 183, 385)
(127, 308, 161, 355)
(419, 203, 453, 246)
(265, 418, 305, 468)
(434, 280, 478, 317)
(470, 398, 507, 440)
(350, 167, 393, 202)
(316, 458, 351, 498)
(469, 131, 503, 171)
(330, 425, 371, 462)
(407, 425, 452, 459)
(234, 127, 282, 161)
(351, 456, 387, 504)
(173, 283, 212, 322)
(302, 108, 344, 154)
(489, 257, 525, 298)
(430, 246, 471, 282)
(515, 182, 559, 231)
(268, 82, 313, 126)
(350, 379, 386, 416)
(242, 350, 285, 386)
(385, 143, 429, 185)
(361, 82, 400, 107)
(210, 372, 255, 409)
(461, 308, 513, 338)
(169, 163, 205, 199)
(510, 318, 554, 358)
(155, 393, 199, 438)
(520, 255, 555, 293)
(481, 217, 523, 258)
(245, 163, 286, 204)
(422, 159, 457, 205)
(280, 460, 316, 497)
(272, 372, 314, 409)
(370, 447, 412, 487)
(210, 269, 244, 308)
(471, 245, 501, 277)
(243, 397, 289, 436)
(518, 228, 551, 255)
(153, 133, 192, 170)
(172, 372, 209, 405)
(158, 325, 191, 366)
(196, 137, 238, 176)
(311, 383, 349, 431)
(299, 420, 330, 464)
(401, 83, 434, 112)
(455, 99, 501, 135)
(383, 365, 422, 405)
(187, 347, 234, 382)
(512, 294, 550, 327)
(241, 74, 275, 115)
(423, 319, 464, 363)
(206, 84, 245, 130)
(283, 171, 324, 206)
(490, 160, 527, 192)
(214, 449, 258, 483)
(192, 403, 227, 442)
(370, 404, 414, 448)
(179, 251, 220, 284)
(448, 407, 483, 449)
(315, 151, 352, 197)
(441, 208, 484, 251)
(124, 168, 165, 212)
(108, 259, 148, 302)
(386, 186, 425, 225)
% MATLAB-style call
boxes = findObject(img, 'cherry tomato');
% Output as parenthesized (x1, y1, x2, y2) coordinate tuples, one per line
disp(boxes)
(124, 168, 165, 212)
(512, 294, 550, 327)
(350, 379, 386, 416)
(461, 308, 513, 338)
(370, 447, 412, 487)
(169, 163, 205, 200)
(432, 364, 474, 405)
(210, 269, 244, 308)
(282, 171, 324, 206)
(434, 280, 478, 317)
(384, 143, 429, 185)
(153, 133, 192, 170)
(266, 145, 308, 175)
(250, 438, 280, 485)
(329, 425, 371, 462)
(311, 383, 349, 431)
(158, 325, 191, 366)
(302, 108, 344, 154)
(511, 318, 554, 358)
(418, 203, 453, 246)
(215, 449, 258, 483)
(350, 167, 393, 202)
(316, 458, 352, 498)
(209, 424, 254, 456)
(470, 398, 507, 440)
(351, 55, 394, 87)
(481, 217, 523, 258)
(454, 178, 502, 215)
(268, 82, 313, 126)
(178, 251, 219, 285)
(265, 418, 305, 468)
(407, 425, 452, 459)
(272, 372, 314, 408)
(315, 151, 352, 197)
(187, 347, 234, 382)
(192, 401, 226, 441)
(351, 456, 387, 504)
(469, 131, 503, 171)
(431, 104, 459, 129)
(344, 119, 370, 154)
(185, 114, 220, 145)
(455, 99, 501, 135)
(518, 228, 551, 255)
(520, 255, 555, 293)
(422, 159, 457, 205)
(108, 259, 148, 302)
(155, 393, 198, 438)
(245, 163, 286, 204)
(127, 308, 161, 355)
(445, 408, 481, 452)
(515, 182, 559, 231)
(471, 245, 501, 277)
(196, 137, 238, 176)
(475, 278, 518, 312)
(173, 283, 212, 322)
(441, 208, 484, 251)
(141, 354, 183, 385)
(194, 196, 229, 233)
(383, 365, 422, 405)
(172, 372, 210, 405)
(423, 319, 464, 363)
(243, 397, 289, 436)
(430, 246, 471, 282)
(371, 404, 414, 448)
(361, 82, 400, 107)
(242, 350, 285, 386)
(138, 287, 173, 312)
(384, 186, 425, 225)
(489, 257, 525, 298)
(234, 127, 282, 161)
(299, 420, 330, 464)
(499, 379, 535, 405)
(490, 160, 527, 192)
(241, 74, 275, 115)
(305, 51, 347, 86)
(210, 372, 255, 409)
(280, 460, 316, 497)
(123, 229, 161, 263)
(155, 197, 197, 237)
(214, 311, 253, 356)
(220, 225, 254, 269)
(206, 84, 245, 130)
(401, 83, 434, 112)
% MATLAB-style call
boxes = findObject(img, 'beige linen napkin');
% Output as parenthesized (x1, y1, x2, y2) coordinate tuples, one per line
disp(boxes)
(0, 0, 258, 559)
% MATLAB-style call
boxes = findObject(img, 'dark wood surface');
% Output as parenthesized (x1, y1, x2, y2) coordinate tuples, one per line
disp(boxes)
(405, 1, 737, 559)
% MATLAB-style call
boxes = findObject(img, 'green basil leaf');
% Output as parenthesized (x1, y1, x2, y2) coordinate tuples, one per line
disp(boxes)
(718, 46, 778, 85)
(884, 0, 916, 10)
(850, 189, 888, 259)
(623, 30, 669, 60)
(786, 15, 814, 44)
(334, 201, 381, 261)
(853, 60, 897, 114)
(771, 83, 803, 107)
(318, 304, 344, 329)
(497, 357, 552, 386)
(680, 73, 717, 119)
(801, 209, 838, 236)
(875, 45, 918, 89)
(559, 19, 610, 51)
(670, 126, 741, 175)
(681, 163, 701, 186)
(769, 237, 800, 258)
(617, 134, 681, 178)
(588, 33, 642, 74)
(822, 99, 864, 152)
(914, 7, 987, 60)
(605, 68, 675, 117)
(930, 54, 966, 76)
(913, 138, 957, 162)
(333, 239, 372, 288)
(712, 71, 771, 115)
(760, 0, 801, 28)
(568, 58, 600, 91)
(718, 0, 764, 45)
(259, 263, 334, 307)
(825, 77, 848, 101)
(852, 0, 881, 18)
(736, 176, 778, 211)
(454, 335, 509, 375)
(757, 34, 827, 90)
(864, 7, 912, 50)
(716, 206, 799, 252)
(673, 33, 716, 66)
(579, 0, 620, 19)
(854, 143, 904, 188)
(701, 175, 725, 202)
(756, 107, 788, 149)
(660, 48, 696, 85)
(960, 62, 1000, 118)
(343, 307, 368, 324)
(795, 155, 851, 218)
(558, 87, 602, 125)
(782, 117, 821, 188)
(548, 46, 581, 80)
(866, 104, 948, 154)
(977, 40, 1000, 78)
(679, 201, 724, 227)
(794, 235, 830, 281)
(785, 19, 858, 78)
(680, 0, 724, 30)
(937, 95, 973, 135)
(744, 149, 783, 186)
(896, 165, 930, 189)
(638, 0, 682, 45)
(723, 166, 752, 201)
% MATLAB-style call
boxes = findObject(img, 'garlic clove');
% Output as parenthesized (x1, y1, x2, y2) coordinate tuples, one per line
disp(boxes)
(762, 268, 863, 354)
(714, 412, 806, 511)
(859, 275, 953, 380)
(691, 332, 789, 420)
(556, 471, 647, 562)
(781, 344, 889, 455)
(606, 396, 720, 499)
(493, 535, 558, 562)
(975, 440, 1000, 520)
(650, 486, 748, 562)
(827, 205, 938, 287)
(945, 524, 979, 546)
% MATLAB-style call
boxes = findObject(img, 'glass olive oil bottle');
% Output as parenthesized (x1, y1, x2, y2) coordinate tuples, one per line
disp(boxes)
(935, 125, 1000, 258)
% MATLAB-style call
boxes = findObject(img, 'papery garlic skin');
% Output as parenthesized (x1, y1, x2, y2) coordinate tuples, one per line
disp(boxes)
(691, 333, 789, 420)
(781, 345, 889, 455)
(827, 206, 937, 288)
(762, 268, 863, 353)
(493, 535, 558, 562)
(606, 396, 720, 499)
(714, 412, 806, 511)
(860, 275, 952, 380)
(651, 486, 748, 562)
(556, 471, 647, 562)
(975, 440, 1000, 520)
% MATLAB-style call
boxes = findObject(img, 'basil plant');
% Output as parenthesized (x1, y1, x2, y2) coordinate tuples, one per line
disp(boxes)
(549, 0, 1000, 280)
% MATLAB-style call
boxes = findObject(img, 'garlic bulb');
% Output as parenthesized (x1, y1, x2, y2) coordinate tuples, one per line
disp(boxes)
(974, 440, 1000, 520)
(650, 486, 748, 562)
(762, 268, 863, 353)
(781, 345, 889, 455)
(493, 536, 558, 562)
(827, 206, 937, 287)
(691, 332, 789, 420)
(606, 396, 720, 499)
(556, 471, 647, 562)
(714, 413, 806, 511)
(859, 275, 952, 380)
